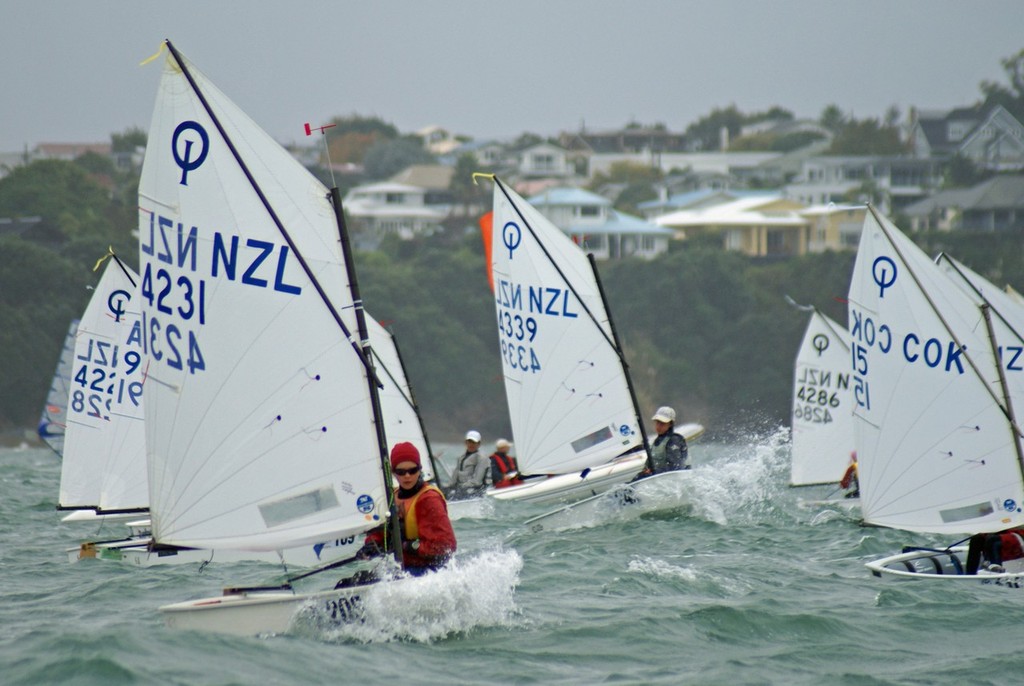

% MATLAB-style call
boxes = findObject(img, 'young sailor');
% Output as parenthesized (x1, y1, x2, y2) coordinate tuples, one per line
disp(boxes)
(488, 438, 523, 489)
(446, 430, 490, 499)
(359, 442, 457, 576)
(634, 406, 689, 480)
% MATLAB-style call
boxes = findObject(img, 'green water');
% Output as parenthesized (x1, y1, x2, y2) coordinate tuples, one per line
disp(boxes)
(2, 433, 1019, 685)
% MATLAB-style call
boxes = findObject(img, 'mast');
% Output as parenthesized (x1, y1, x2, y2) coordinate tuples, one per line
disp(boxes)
(979, 303, 1024, 479)
(328, 186, 402, 564)
(588, 253, 653, 461)
(868, 206, 1019, 429)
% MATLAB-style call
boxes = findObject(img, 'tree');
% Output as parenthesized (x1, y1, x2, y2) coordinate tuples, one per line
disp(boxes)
(980, 48, 1024, 120)
(111, 127, 147, 153)
(819, 104, 847, 134)
(362, 136, 436, 180)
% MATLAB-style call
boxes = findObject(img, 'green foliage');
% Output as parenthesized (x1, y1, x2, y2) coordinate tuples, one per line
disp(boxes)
(0, 236, 95, 427)
(362, 137, 435, 180)
(685, 105, 795, 152)
(111, 127, 147, 153)
(827, 116, 906, 155)
(0, 160, 113, 242)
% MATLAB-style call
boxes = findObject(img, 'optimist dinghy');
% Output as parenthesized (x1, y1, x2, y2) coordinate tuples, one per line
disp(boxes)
(851, 207, 1024, 585)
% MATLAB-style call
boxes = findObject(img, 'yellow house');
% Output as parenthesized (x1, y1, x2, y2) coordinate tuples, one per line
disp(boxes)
(654, 196, 867, 256)
(799, 204, 867, 253)
(655, 195, 810, 257)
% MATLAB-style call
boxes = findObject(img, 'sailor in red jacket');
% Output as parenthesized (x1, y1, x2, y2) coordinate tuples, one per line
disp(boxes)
(361, 442, 457, 576)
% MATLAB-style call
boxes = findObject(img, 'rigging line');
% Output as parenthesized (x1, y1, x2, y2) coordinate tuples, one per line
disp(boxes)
(162, 40, 375, 380)
(589, 252, 652, 461)
(936, 253, 1024, 349)
(868, 206, 1020, 435)
(490, 175, 621, 356)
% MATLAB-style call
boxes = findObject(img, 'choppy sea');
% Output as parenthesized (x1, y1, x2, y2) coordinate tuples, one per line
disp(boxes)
(2, 432, 1021, 686)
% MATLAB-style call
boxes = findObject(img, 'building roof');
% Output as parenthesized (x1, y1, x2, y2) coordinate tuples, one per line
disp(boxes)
(389, 164, 454, 190)
(527, 187, 610, 207)
(566, 210, 675, 236)
(903, 175, 1024, 215)
(655, 195, 808, 227)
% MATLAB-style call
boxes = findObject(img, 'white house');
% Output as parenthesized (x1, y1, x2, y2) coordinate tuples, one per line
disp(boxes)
(517, 143, 573, 178)
(528, 187, 673, 259)
(343, 181, 450, 239)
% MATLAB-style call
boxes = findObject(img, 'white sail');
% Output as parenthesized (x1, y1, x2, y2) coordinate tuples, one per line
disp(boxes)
(489, 178, 641, 476)
(790, 310, 854, 486)
(367, 316, 434, 482)
(138, 45, 387, 551)
(936, 254, 1024, 332)
(848, 207, 1024, 534)
(38, 318, 80, 457)
(59, 259, 147, 511)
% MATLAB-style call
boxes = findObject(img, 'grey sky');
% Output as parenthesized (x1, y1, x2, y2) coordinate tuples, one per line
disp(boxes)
(2, 1, 1022, 152)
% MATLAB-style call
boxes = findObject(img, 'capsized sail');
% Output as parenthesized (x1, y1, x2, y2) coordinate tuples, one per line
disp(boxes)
(38, 318, 80, 457)
(790, 309, 854, 486)
(58, 257, 147, 512)
(488, 177, 643, 476)
(848, 207, 1024, 534)
(138, 43, 388, 551)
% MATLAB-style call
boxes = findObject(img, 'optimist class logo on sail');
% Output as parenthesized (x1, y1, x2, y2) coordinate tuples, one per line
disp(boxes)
(138, 119, 306, 376)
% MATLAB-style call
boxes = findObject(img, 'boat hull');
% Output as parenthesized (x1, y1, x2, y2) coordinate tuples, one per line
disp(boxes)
(161, 575, 386, 636)
(865, 545, 1024, 588)
(525, 469, 695, 532)
(486, 453, 647, 506)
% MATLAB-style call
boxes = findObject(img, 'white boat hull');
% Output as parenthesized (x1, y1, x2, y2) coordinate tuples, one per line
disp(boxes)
(161, 571, 388, 637)
(865, 545, 1024, 588)
(487, 424, 704, 507)
(486, 453, 647, 506)
(525, 469, 695, 532)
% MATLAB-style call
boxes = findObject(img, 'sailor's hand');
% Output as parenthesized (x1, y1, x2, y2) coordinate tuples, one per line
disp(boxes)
(355, 541, 383, 560)
(401, 540, 420, 554)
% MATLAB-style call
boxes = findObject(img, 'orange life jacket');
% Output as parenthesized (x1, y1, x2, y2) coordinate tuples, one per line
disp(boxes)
(491, 453, 523, 488)
(397, 483, 445, 542)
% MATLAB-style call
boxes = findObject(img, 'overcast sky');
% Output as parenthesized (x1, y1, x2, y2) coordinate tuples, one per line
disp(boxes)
(2, 1, 1022, 152)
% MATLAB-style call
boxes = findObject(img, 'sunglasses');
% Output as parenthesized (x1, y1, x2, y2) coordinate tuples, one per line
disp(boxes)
(392, 466, 421, 476)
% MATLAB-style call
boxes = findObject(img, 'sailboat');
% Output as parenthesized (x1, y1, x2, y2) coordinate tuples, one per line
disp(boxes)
(56, 255, 150, 536)
(137, 41, 426, 634)
(789, 308, 858, 510)
(848, 207, 1024, 585)
(478, 175, 703, 512)
(37, 318, 79, 458)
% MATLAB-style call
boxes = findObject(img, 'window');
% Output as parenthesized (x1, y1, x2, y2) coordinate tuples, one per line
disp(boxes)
(531, 153, 555, 171)
(578, 205, 600, 217)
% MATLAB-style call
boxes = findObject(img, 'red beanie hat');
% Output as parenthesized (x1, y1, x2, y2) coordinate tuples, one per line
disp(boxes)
(390, 442, 421, 469)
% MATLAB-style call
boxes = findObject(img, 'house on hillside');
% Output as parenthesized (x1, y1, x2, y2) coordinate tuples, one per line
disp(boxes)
(638, 189, 777, 220)
(515, 143, 574, 179)
(902, 175, 1024, 233)
(785, 155, 940, 214)
(527, 187, 673, 259)
(909, 105, 1024, 172)
(655, 195, 809, 257)
(800, 204, 867, 252)
(417, 126, 463, 156)
(343, 180, 450, 240)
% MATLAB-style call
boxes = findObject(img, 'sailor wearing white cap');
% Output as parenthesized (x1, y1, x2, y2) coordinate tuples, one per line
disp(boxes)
(635, 406, 690, 480)
(446, 429, 489, 500)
